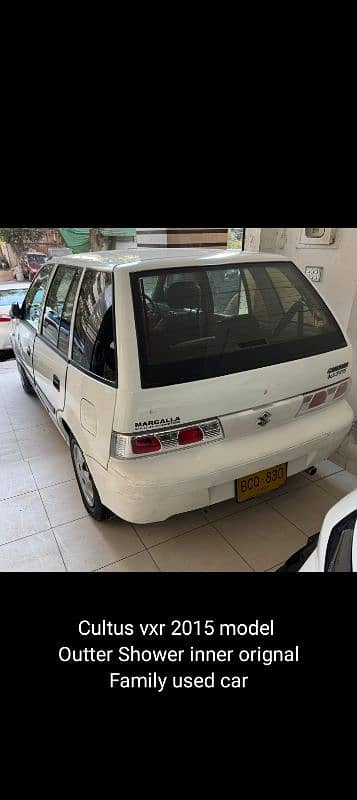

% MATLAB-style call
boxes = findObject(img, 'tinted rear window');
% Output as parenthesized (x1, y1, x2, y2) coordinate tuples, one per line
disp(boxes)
(131, 261, 347, 388)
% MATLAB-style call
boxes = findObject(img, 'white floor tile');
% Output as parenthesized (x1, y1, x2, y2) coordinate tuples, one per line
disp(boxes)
(0, 530, 65, 572)
(134, 510, 208, 548)
(16, 424, 66, 460)
(149, 526, 252, 572)
(0, 417, 12, 435)
(0, 431, 22, 462)
(40, 479, 86, 527)
(0, 491, 50, 545)
(29, 450, 74, 489)
(269, 483, 335, 536)
(0, 459, 37, 501)
(202, 494, 267, 524)
(97, 552, 159, 572)
(7, 398, 50, 431)
(53, 516, 144, 572)
(213, 504, 307, 571)
(305, 459, 344, 482)
(317, 471, 357, 501)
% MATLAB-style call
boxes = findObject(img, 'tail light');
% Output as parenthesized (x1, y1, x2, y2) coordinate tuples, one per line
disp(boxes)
(111, 418, 223, 459)
(298, 379, 351, 416)
(132, 435, 161, 455)
(0, 315, 11, 323)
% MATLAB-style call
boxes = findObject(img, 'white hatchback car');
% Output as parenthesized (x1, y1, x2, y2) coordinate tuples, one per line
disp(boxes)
(10, 249, 353, 525)
(0, 282, 30, 351)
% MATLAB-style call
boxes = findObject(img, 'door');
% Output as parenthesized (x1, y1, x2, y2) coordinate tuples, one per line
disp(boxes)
(15, 264, 54, 380)
(64, 269, 117, 467)
(33, 265, 82, 415)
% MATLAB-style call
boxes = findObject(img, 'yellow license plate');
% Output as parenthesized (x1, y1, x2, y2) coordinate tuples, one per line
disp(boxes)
(236, 464, 287, 503)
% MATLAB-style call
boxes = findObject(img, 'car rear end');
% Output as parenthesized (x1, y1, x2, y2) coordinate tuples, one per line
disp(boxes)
(92, 254, 353, 524)
(0, 284, 29, 351)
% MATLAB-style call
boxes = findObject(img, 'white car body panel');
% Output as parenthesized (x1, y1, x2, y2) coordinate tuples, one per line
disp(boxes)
(0, 282, 29, 351)
(301, 489, 357, 572)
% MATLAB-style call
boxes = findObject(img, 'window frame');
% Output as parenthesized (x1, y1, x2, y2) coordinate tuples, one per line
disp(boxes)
(22, 262, 57, 332)
(69, 267, 118, 388)
(41, 264, 82, 353)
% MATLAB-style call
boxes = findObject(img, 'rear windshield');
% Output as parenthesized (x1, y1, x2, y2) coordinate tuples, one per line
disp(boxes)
(131, 261, 347, 388)
(0, 288, 28, 307)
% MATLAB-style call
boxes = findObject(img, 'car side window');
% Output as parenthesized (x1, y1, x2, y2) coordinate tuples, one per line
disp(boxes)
(72, 270, 116, 383)
(42, 265, 81, 349)
(58, 269, 82, 356)
(24, 265, 53, 330)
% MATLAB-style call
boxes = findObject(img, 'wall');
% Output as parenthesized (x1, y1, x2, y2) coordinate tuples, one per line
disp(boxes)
(136, 229, 168, 248)
(136, 228, 229, 248)
(266, 228, 357, 331)
(167, 229, 228, 248)
(260, 227, 357, 424)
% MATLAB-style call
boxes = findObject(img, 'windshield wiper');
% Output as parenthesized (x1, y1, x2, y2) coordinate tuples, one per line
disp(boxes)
(237, 338, 268, 348)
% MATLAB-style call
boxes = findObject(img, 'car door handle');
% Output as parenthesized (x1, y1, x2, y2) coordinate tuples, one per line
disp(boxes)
(27, 346, 31, 356)
(53, 375, 60, 391)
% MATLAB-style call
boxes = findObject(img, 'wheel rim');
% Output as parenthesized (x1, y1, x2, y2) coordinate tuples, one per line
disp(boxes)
(73, 443, 95, 507)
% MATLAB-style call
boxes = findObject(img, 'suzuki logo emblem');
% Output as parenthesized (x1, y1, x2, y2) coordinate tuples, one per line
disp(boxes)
(257, 412, 272, 428)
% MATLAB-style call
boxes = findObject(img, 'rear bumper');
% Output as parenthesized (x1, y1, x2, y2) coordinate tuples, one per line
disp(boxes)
(88, 400, 353, 524)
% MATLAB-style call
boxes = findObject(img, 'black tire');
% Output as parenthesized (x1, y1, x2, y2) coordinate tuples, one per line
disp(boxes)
(70, 435, 112, 521)
(17, 363, 35, 395)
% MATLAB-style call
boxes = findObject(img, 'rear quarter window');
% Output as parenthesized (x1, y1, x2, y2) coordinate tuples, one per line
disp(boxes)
(72, 269, 117, 384)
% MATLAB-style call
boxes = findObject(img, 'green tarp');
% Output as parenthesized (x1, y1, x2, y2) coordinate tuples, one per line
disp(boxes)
(100, 228, 136, 238)
(60, 228, 91, 253)
(60, 228, 136, 254)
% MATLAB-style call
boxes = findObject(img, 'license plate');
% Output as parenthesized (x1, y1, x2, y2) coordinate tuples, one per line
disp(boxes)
(236, 464, 287, 503)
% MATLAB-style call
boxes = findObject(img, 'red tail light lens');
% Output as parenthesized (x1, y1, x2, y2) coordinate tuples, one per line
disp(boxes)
(309, 390, 328, 409)
(334, 381, 349, 399)
(178, 426, 204, 446)
(0, 315, 11, 323)
(298, 379, 351, 415)
(132, 435, 161, 455)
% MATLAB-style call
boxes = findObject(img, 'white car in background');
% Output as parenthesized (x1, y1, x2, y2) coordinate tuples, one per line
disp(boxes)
(0, 283, 30, 351)
(279, 489, 357, 572)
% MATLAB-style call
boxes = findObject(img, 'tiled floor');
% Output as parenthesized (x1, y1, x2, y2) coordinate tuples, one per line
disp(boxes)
(1, 357, 356, 572)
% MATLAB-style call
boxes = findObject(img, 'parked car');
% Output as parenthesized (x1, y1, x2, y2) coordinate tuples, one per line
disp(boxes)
(0, 282, 30, 351)
(10, 250, 353, 525)
(18, 252, 48, 281)
(278, 489, 357, 572)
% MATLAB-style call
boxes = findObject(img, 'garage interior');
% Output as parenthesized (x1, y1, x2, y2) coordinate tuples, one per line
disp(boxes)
(1, 227, 357, 572)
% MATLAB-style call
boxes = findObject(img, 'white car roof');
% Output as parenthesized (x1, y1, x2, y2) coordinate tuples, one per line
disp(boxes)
(46, 248, 290, 273)
(0, 282, 30, 291)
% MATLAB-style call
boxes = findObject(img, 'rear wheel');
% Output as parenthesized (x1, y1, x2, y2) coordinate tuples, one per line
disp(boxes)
(17, 363, 35, 395)
(70, 436, 112, 521)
